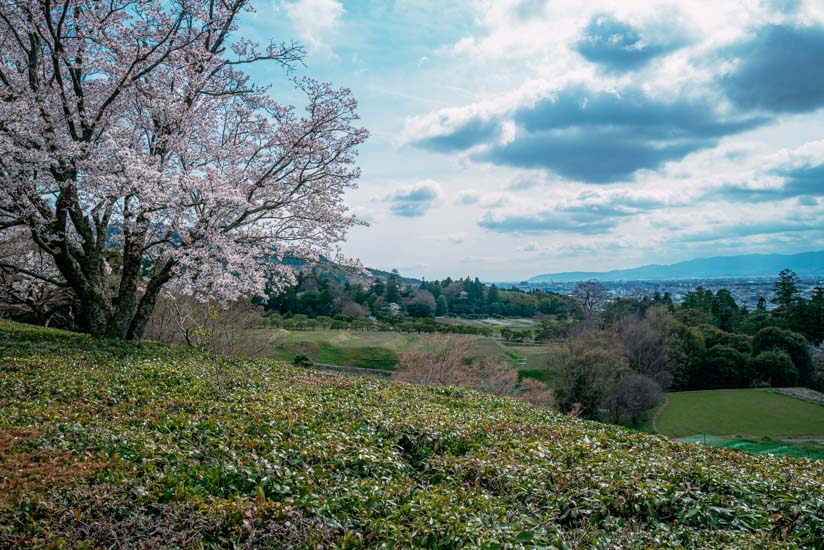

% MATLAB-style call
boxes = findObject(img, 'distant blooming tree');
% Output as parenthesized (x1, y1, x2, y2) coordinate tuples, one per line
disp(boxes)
(0, 0, 367, 339)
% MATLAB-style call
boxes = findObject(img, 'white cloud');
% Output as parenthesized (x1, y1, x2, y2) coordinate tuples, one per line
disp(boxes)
(262, 0, 824, 279)
(456, 190, 480, 205)
(383, 180, 443, 217)
(456, 190, 510, 207)
(427, 232, 467, 244)
(282, 0, 344, 55)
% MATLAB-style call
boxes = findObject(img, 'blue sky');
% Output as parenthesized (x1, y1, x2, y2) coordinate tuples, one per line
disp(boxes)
(240, 0, 824, 280)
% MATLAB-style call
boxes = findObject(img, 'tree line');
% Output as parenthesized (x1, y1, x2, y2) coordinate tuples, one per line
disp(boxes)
(261, 269, 577, 321)
(552, 269, 822, 424)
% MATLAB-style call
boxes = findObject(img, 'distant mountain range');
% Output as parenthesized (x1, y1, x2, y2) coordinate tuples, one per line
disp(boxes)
(528, 250, 824, 283)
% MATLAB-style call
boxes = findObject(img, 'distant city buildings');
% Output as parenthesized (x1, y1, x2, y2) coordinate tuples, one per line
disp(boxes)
(499, 277, 822, 310)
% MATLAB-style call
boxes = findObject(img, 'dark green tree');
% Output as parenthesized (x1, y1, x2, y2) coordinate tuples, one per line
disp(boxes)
(752, 326, 814, 387)
(711, 289, 740, 332)
(369, 278, 385, 297)
(749, 350, 798, 387)
(799, 286, 824, 345)
(487, 284, 500, 305)
(701, 345, 748, 389)
(435, 295, 449, 317)
(385, 270, 401, 303)
(554, 335, 626, 419)
(772, 268, 801, 311)
(681, 286, 714, 314)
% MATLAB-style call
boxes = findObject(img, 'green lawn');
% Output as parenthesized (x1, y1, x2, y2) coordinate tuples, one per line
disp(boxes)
(656, 389, 824, 439)
(261, 328, 560, 377)
(435, 316, 537, 328)
(678, 435, 824, 460)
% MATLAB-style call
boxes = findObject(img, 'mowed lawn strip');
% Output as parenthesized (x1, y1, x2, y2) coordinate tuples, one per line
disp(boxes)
(264, 328, 528, 371)
(656, 389, 824, 438)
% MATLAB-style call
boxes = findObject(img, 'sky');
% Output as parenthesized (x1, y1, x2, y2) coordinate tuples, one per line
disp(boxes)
(239, 0, 824, 281)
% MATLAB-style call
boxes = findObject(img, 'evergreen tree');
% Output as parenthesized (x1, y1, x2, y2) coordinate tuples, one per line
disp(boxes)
(772, 269, 801, 311)
(435, 295, 449, 317)
(805, 287, 824, 345)
(487, 284, 500, 305)
(711, 289, 740, 332)
(385, 270, 402, 303)
(369, 278, 385, 297)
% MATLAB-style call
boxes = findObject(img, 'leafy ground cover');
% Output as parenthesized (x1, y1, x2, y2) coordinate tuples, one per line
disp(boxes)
(655, 389, 824, 439)
(1, 320, 822, 547)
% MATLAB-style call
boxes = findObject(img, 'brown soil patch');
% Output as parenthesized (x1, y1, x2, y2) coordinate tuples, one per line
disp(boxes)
(0, 428, 109, 506)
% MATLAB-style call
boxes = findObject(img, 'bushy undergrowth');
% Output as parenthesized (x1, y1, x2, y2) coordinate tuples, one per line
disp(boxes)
(0, 320, 822, 548)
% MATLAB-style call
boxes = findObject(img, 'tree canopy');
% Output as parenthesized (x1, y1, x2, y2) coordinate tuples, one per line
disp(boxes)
(0, 0, 366, 338)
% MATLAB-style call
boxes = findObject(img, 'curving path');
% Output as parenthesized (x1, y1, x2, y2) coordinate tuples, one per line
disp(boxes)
(650, 395, 670, 434)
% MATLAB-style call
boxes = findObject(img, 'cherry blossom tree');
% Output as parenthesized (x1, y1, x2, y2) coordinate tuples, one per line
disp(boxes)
(0, 0, 367, 339)
(0, 226, 76, 326)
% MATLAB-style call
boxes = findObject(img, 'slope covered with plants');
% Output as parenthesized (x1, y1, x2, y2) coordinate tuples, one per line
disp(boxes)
(0, 320, 822, 548)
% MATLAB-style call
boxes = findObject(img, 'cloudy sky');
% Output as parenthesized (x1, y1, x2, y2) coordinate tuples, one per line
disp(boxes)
(241, 0, 824, 280)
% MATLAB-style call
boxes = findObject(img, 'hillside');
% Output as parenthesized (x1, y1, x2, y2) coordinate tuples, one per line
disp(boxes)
(280, 256, 421, 287)
(1, 321, 822, 547)
(529, 250, 824, 282)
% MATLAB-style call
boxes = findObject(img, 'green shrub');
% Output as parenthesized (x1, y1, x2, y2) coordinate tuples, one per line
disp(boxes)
(753, 326, 815, 386)
(749, 349, 798, 387)
(292, 353, 313, 367)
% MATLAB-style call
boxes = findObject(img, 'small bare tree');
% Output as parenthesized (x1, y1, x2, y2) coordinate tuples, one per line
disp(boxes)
(552, 331, 628, 418)
(145, 295, 282, 358)
(395, 334, 554, 408)
(518, 377, 556, 409)
(602, 373, 661, 425)
(572, 281, 607, 321)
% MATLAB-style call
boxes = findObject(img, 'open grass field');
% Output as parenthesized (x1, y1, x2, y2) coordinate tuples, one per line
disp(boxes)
(264, 329, 505, 370)
(435, 316, 538, 329)
(1, 319, 823, 547)
(260, 328, 562, 382)
(262, 329, 424, 370)
(654, 389, 824, 439)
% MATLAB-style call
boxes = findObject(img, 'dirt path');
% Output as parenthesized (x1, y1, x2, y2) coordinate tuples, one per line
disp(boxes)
(651, 395, 670, 434)
(771, 387, 824, 405)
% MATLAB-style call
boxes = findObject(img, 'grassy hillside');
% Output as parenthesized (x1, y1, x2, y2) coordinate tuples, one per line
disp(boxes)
(1, 320, 822, 548)
(655, 389, 824, 439)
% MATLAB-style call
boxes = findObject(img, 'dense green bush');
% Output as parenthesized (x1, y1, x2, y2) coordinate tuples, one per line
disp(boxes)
(753, 327, 815, 386)
(699, 325, 753, 355)
(701, 345, 749, 389)
(749, 350, 798, 387)
(293, 353, 314, 367)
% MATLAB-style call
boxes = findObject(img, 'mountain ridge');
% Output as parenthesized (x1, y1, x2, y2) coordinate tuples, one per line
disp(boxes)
(528, 250, 824, 283)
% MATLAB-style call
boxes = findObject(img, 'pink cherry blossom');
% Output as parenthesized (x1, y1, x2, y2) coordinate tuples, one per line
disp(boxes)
(0, 0, 367, 339)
